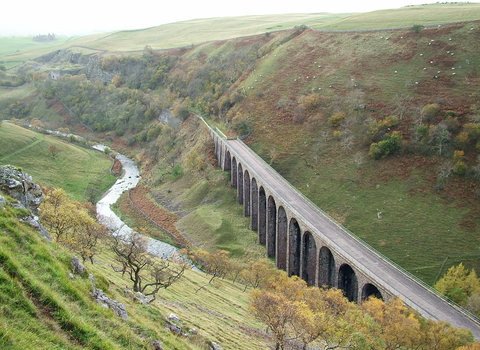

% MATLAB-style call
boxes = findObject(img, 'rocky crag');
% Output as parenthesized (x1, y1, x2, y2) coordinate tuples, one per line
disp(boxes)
(0, 165, 49, 239)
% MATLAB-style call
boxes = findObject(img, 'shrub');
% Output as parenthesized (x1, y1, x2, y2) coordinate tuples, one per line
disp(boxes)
(170, 164, 183, 179)
(328, 113, 346, 127)
(368, 131, 402, 159)
(367, 116, 400, 142)
(421, 103, 440, 122)
(464, 123, 480, 141)
(444, 116, 460, 133)
(455, 133, 470, 150)
(416, 124, 429, 141)
(453, 150, 465, 163)
(445, 110, 456, 118)
(298, 93, 321, 111)
(146, 126, 162, 142)
(411, 24, 424, 34)
(453, 161, 467, 175)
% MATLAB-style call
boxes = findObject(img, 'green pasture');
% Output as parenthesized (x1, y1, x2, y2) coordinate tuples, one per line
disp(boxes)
(0, 36, 72, 68)
(3, 3, 480, 65)
(315, 3, 480, 31)
(0, 122, 115, 202)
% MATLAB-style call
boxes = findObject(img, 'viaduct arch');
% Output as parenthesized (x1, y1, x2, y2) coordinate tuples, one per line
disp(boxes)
(207, 124, 480, 339)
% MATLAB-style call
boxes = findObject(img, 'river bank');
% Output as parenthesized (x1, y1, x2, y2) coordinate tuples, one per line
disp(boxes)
(93, 145, 180, 259)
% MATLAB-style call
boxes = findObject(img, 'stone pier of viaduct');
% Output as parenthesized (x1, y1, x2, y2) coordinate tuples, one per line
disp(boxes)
(205, 122, 480, 339)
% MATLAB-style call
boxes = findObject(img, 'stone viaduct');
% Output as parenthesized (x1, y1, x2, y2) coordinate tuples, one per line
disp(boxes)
(206, 123, 480, 339)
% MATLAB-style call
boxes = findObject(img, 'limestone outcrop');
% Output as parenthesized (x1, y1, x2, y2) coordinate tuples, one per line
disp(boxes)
(0, 165, 49, 239)
(0, 165, 44, 212)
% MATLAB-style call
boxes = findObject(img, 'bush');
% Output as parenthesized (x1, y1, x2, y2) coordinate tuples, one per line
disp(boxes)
(445, 110, 456, 118)
(231, 120, 251, 137)
(298, 93, 321, 111)
(411, 24, 424, 34)
(455, 133, 470, 150)
(416, 124, 429, 141)
(328, 112, 346, 127)
(453, 161, 467, 175)
(368, 131, 402, 159)
(367, 116, 400, 142)
(464, 123, 480, 141)
(421, 103, 440, 122)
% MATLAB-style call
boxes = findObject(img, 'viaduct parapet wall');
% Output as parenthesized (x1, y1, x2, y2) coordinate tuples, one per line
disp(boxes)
(205, 121, 480, 339)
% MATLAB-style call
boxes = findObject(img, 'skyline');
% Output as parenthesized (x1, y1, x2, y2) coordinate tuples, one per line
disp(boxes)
(0, 1, 456, 36)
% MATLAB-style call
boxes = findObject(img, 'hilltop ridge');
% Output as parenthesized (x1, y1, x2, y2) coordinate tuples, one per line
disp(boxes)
(3, 3, 480, 64)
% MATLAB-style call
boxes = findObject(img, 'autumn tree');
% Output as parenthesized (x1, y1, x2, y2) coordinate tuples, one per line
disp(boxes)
(457, 342, 480, 350)
(240, 258, 278, 292)
(418, 319, 473, 350)
(250, 273, 307, 350)
(39, 187, 107, 262)
(110, 232, 186, 302)
(227, 259, 246, 284)
(30, 118, 44, 129)
(294, 287, 380, 350)
(361, 296, 422, 350)
(68, 212, 108, 263)
(189, 249, 230, 283)
(422, 103, 441, 122)
(435, 263, 480, 305)
(251, 272, 381, 350)
(39, 187, 78, 241)
(48, 144, 62, 159)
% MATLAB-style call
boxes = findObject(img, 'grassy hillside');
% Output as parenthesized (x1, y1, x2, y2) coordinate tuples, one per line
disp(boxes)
(4, 3, 480, 65)
(0, 122, 115, 202)
(0, 194, 271, 349)
(316, 3, 480, 30)
(0, 36, 72, 69)
(0, 14, 351, 65)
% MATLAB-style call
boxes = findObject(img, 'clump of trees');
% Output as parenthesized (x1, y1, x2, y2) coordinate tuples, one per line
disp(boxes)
(33, 33, 55, 42)
(368, 131, 402, 159)
(188, 249, 231, 283)
(39, 187, 107, 263)
(251, 270, 475, 350)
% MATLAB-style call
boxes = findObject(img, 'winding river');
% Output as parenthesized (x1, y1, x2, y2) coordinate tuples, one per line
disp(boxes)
(94, 145, 180, 259)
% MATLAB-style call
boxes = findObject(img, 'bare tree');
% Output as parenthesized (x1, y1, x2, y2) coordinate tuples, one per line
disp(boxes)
(109, 232, 186, 302)
(340, 132, 355, 155)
